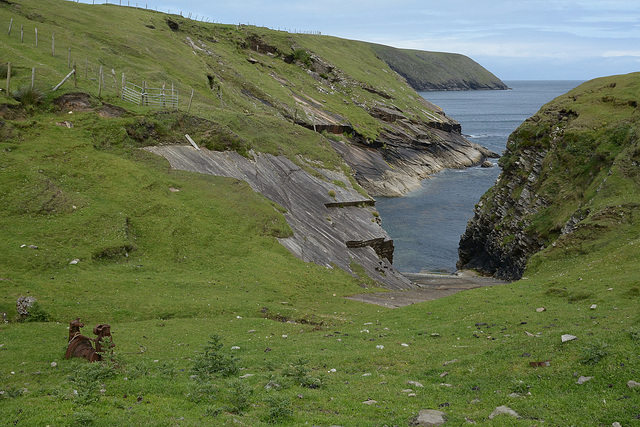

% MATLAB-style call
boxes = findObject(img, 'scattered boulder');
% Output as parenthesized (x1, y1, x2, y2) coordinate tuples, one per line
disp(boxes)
(481, 160, 494, 168)
(412, 409, 447, 426)
(561, 334, 577, 343)
(16, 296, 37, 317)
(488, 406, 520, 419)
(577, 376, 593, 385)
(408, 380, 425, 388)
(628, 380, 640, 389)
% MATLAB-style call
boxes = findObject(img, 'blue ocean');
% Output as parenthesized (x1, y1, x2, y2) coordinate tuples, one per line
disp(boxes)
(375, 80, 584, 273)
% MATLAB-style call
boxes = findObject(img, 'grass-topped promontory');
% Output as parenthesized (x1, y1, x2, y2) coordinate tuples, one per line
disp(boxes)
(1, 1, 639, 425)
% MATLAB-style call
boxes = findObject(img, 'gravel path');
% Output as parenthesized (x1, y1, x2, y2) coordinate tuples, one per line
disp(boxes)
(345, 272, 508, 308)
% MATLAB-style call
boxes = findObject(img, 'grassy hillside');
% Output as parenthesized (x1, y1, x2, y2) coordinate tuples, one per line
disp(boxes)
(371, 44, 508, 91)
(1, 2, 639, 426)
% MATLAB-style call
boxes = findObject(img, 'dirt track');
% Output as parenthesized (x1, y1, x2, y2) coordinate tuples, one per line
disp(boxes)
(345, 272, 508, 308)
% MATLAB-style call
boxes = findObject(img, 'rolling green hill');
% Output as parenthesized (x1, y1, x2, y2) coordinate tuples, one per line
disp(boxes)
(1, 1, 639, 426)
(371, 44, 508, 91)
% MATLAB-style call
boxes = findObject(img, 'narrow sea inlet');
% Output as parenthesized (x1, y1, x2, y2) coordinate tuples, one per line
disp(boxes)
(376, 80, 583, 274)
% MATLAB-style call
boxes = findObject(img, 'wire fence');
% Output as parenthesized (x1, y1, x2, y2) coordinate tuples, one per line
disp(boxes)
(63, 0, 323, 34)
(2, 13, 191, 111)
(122, 81, 179, 109)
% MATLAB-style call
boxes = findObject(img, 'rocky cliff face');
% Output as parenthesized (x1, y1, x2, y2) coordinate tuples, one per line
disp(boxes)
(458, 74, 640, 280)
(145, 146, 415, 290)
(457, 147, 549, 280)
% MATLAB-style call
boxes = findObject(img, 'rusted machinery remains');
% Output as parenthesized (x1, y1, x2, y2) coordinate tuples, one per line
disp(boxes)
(65, 317, 114, 362)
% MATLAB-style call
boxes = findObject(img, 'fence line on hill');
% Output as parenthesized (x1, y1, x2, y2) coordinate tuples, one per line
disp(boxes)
(2, 13, 197, 111)
(61, 0, 323, 34)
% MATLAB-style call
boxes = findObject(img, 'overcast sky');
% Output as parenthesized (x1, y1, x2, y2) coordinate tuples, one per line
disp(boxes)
(91, 0, 640, 80)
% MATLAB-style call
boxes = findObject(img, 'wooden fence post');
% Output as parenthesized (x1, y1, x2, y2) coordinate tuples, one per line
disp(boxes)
(111, 69, 119, 96)
(187, 88, 194, 113)
(121, 73, 125, 99)
(7, 18, 12, 35)
(52, 69, 75, 91)
(31, 67, 35, 90)
(35, 28, 38, 47)
(20, 25, 23, 42)
(85, 58, 88, 78)
(141, 80, 146, 106)
(68, 47, 71, 68)
(98, 66, 103, 99)
(73, 63, 77, 88)
(52, 33, 55, 56)
(6, 62, 11, 95)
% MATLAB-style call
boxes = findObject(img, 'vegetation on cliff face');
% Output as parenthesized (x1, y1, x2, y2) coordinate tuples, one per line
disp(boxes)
(371, 44, 508, 91)
(459, 72, 640, 280)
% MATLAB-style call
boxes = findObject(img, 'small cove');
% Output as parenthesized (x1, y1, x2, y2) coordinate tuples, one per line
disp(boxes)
(376, 80, 584, 274)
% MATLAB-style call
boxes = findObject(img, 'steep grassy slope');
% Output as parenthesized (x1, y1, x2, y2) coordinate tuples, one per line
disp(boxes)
(371, 44, 508, 91)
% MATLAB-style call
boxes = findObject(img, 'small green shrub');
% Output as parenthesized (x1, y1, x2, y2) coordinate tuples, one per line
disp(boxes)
(227, 379, 253, 414)
(579, 340, 609, 365)
(328, 190, 336, 198)
(71, 408, 95, 426)
(264, 395, 294, 424)
(292, 49, 312, 68)
(23, 301, 52, 322)
(283, 358, 322, 389)
(190, 334, 239, 379)
(12, 86, 44, 106)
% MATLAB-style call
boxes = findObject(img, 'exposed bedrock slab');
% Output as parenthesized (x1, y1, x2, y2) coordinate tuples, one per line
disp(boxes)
(145, 146, 413, 290)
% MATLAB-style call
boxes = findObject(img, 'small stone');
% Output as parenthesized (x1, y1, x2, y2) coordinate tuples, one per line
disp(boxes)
(536, 307, 546, 312)
(50, 362, 57, 368)
(481, 161, 494, 168)
(443, 359, 458, 366)
(440, 383, 453, 387)
(590, 304, 597, 309)
(28, 245, 38, 249)
(401, 343, 409, 347)
(362, 399, 377, 405)
(362, 373, 371, 377)
(489, 406, 520, 419)
(562, 334, 577, 342)
(408, 393, 417, 397)
(627, 380, 640, 388)
(239, 374, 254, 379)
(440, 372, 449, 378)
(231, 346, 240, 350)
(376, 345, 384, 349)
(408, 381, 424, 388)
(402, 389, 413, 393)
(612, 423, 622, 427)
(69, 259, 80, 265)
(414, 409, 447, 426)
(431, 333, 440, 337)
(577, 376, 593, 384)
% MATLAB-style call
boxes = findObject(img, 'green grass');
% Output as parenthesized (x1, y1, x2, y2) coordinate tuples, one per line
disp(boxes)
(1, 1, 640, 425)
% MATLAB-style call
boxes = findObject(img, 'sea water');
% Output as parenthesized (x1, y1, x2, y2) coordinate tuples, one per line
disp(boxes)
(375, 80, 584, 273)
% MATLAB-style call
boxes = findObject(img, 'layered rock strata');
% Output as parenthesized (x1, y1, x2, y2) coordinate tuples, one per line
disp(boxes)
(145, 146, 414, 290)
